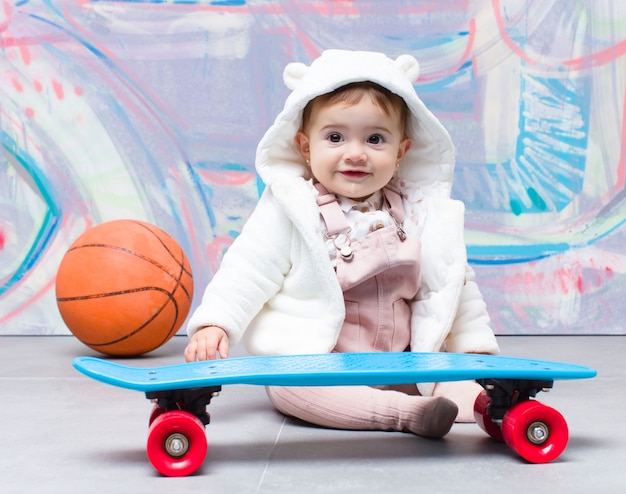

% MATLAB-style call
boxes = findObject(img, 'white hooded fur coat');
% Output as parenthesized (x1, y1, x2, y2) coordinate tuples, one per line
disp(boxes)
(187, 50, 500, 365)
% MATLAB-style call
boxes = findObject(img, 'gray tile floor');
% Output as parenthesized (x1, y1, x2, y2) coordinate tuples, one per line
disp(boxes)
(1, 335, 624, 493)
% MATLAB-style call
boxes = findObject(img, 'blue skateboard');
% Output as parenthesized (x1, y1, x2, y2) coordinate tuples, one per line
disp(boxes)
(73, 352, 596, 476)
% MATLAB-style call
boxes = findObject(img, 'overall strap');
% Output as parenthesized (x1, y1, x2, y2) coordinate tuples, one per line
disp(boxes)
(382, 184, 405, 222)
(314, 183, 351, 237)
(383, 185, 407, 241)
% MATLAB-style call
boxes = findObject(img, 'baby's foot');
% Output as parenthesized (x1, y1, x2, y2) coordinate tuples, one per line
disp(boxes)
(409, 396, 458, 438)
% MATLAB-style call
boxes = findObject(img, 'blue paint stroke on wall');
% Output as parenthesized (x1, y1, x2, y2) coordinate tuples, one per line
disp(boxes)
(1, 133, 60, 296)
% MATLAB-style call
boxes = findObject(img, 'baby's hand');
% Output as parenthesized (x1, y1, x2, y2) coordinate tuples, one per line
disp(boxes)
(184, 326, 229, 362)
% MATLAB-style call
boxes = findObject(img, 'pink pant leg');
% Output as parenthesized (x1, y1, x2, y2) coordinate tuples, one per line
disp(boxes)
(266, 385, 458, 438)
(432, 380, 484, 423)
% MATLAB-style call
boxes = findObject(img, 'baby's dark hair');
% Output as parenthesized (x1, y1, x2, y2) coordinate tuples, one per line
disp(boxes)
(300, 81, 411, 138)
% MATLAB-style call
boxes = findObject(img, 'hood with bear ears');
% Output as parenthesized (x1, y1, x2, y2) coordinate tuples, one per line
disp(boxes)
(255, 49, 456, 197)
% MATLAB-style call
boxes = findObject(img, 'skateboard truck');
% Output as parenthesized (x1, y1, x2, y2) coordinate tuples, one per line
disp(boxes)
(145, 386, 222, 426)
(476, 378, 554, 422)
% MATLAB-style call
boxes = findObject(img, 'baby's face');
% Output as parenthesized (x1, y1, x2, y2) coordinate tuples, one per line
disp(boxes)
(296, 95, 411, 201)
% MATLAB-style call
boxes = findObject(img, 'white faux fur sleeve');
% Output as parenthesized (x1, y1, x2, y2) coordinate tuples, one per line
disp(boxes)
(186, 190, 293, 345)
(444, 264, 500, 354)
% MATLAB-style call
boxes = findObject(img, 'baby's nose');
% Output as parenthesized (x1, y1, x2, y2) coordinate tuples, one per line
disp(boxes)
(344, 142, 366, 163)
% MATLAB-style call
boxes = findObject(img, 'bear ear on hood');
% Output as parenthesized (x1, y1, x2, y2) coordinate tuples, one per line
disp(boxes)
(283, 52, 420, 90)
(283, 62, 310, 90)
(394, 54, 420, 83)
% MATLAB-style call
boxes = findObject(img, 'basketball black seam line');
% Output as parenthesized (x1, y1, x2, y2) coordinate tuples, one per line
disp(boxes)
(134, 220, 193, 277)
(133, 221, 193, 303)
(135, 222, 193, 340)
(67, 243, 182, 280)
(57, 285, 171, 301)
(69, 286, 180, 347)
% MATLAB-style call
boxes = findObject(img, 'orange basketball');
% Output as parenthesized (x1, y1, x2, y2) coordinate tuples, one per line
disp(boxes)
(56, 220, 194, 356)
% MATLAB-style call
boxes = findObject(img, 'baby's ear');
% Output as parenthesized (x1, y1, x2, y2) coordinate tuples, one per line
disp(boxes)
(394, 55, 420, 83)
(283, 62, 310, 90)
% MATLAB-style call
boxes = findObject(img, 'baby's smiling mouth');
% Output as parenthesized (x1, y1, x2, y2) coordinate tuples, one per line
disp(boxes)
(340, 170, 369, 178)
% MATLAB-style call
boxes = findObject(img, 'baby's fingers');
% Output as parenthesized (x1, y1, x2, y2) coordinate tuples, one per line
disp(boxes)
(217, 336, 230, 359)
(184, 337, 214, 361)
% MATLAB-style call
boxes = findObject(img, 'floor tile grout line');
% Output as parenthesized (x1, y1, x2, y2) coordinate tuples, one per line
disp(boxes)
(255, 416, 287, 493)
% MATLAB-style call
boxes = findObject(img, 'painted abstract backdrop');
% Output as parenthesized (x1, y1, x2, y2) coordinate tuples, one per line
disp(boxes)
(1, 0, 625, 335)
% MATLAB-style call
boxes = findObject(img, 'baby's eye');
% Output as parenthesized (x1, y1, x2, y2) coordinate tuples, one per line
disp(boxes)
(367, 134, 384, 145)
(327, 133, 343, 143)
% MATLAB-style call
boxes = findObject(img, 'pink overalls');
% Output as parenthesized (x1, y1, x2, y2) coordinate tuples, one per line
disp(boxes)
(314, 184, 421, 353)
(266, 186, 460, 437)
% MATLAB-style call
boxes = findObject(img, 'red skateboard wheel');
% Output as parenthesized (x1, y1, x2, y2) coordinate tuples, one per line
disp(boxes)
(149, 404, 166, 427)
(501, 400, 569, 463)
(147, 410, 207, 476)
(473, 390, 504, 442)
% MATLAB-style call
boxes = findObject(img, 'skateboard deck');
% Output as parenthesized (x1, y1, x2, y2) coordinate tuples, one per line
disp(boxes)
(73, 351, 595, 391)
(73, 352, 596, 476)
